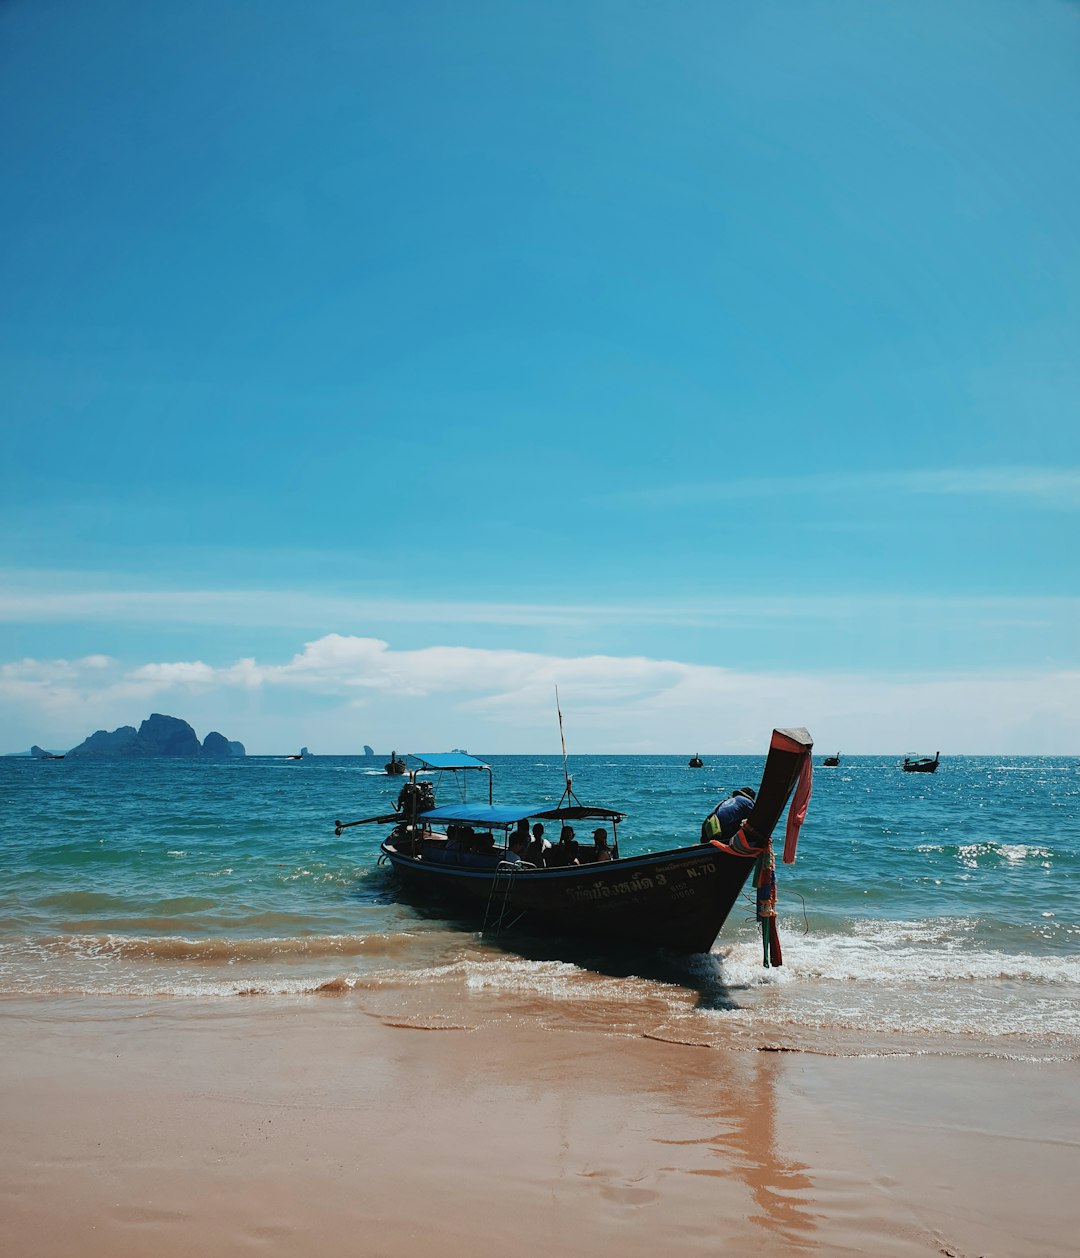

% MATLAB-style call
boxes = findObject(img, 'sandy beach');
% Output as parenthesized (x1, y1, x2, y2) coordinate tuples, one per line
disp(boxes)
(2, 994, 1077, 1258)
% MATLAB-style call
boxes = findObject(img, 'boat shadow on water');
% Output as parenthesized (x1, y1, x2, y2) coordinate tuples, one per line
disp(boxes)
(379, 878, 751, 1012)
(487, 928, 751, 1012)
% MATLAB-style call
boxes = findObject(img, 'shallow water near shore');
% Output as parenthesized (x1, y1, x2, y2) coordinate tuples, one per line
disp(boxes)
(2, 752, 1078, 1059)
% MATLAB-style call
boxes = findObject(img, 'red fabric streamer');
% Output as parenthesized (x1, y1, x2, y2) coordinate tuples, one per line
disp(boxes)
(783, 754, 813, 864)
(768, 917, 783, 967)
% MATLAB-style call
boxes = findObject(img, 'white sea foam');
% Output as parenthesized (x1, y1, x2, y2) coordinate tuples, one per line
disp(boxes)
(715, 920, 1080, 986)
(707, 924, 1080, 1045)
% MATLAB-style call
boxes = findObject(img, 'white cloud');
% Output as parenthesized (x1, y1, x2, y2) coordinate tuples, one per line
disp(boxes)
(1, 654, 117, 683)
(2, 635, 1079, 754)
(129, 661, 217, 686)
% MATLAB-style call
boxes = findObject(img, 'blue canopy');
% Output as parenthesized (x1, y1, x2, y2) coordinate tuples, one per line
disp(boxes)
(410, 753, 490, 771)
(419, 802, 549, 827)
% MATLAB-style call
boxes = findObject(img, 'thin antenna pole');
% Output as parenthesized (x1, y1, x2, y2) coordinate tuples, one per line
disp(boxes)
(560, 694, 570, 790)
(556, 685, 574, 806)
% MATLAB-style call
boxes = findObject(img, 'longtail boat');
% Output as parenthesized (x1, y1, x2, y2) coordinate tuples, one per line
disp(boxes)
(902, 751, 940, 773)
(335, 728, 813, 957)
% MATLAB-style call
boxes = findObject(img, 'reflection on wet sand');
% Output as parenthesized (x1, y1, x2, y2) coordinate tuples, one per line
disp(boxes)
(656, 1050, 818, 1247)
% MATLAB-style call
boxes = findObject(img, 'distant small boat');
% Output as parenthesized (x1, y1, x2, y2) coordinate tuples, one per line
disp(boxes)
(823, 752, 840, 767)
(688, 755, 703, 768)
(385, 751, 407, 776)
(902, 751, 940, 774)
(43, 753, 65, 760)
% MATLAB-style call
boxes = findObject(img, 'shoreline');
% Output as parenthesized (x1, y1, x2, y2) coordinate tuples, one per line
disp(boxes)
(3, 994, 1078, 1257)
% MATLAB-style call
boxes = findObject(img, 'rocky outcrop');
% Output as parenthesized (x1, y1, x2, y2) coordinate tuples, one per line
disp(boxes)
(67, 725, 141, 758)
(66, 714, 245, 759)
(227, 740, 246, 757)
(139, 714, 202, 756)
(201, 731, 234, 758)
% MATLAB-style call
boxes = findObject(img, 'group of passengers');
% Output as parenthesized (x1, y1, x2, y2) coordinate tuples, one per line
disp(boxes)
(425, 787, 757, 866)
(432, 820, 612, 866)
(444, 825, 497, 853)
(504, 819, 613, 868)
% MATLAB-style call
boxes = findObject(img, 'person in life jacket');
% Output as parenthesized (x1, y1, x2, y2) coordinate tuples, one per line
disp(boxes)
(700, 787, 756, 844)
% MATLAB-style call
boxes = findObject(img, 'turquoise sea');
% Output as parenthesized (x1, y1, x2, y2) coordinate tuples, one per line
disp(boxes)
(2, 753, 1078, 1059)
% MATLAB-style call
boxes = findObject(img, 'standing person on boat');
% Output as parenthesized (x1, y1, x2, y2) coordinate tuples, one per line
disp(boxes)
(525, 822, 549, 865)
(701, 787, 756, 843)
(589, 828, 613, 862)
(547, 825, 580, 867)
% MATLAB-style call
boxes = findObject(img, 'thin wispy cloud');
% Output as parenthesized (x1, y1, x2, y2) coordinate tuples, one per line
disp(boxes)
(904, 468, 1080, 502)
(0, 576, 1077, 629)
(612, 467, 1080, 509)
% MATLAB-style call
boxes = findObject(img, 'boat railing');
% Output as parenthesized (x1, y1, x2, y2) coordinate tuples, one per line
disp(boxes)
(482, 864, 527, 937)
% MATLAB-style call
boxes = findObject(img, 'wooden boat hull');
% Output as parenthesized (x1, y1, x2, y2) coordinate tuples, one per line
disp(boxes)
(380, 840, 758, 953)
(352, 727, 813, 956)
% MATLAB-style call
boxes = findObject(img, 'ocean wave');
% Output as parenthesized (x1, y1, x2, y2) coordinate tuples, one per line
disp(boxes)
(0, 972, 366, 999)
(915, 839, 1055, 862)
(37, 931, 420, 963)
(715, 928, 1080, 986)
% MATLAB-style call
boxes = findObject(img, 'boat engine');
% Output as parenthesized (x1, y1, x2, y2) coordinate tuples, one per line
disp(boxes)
(396, 780, 436, 820)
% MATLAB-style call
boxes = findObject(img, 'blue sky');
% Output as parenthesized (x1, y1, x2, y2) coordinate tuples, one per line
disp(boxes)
(2, 0, 1078, 753)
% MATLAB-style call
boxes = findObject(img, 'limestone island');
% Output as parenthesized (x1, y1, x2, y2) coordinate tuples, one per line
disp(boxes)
(66, 714, 246, 759)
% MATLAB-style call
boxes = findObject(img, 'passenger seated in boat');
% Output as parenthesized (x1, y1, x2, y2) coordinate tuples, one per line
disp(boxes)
(444, 824, 464, 851)
(589, 827, 613, 862)
(444, 825, 482, 853)
(505, 830, 529, 864)
(472, 830, 495, 853)
(546, 825, 580, 867)
(525, 823, 550, 865)
(701, 787, 756, 843)
(458, 826, 480, 852)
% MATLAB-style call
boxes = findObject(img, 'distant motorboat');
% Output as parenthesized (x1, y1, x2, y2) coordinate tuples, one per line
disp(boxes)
(902, 751, 940, 774)
(688, 755, 703, 768)
(823, 753, 840, 767)
(385, 751, 407, 776)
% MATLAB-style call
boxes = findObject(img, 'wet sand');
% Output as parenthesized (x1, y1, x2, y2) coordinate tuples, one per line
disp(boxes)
(2, 995, 1078, 1257)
